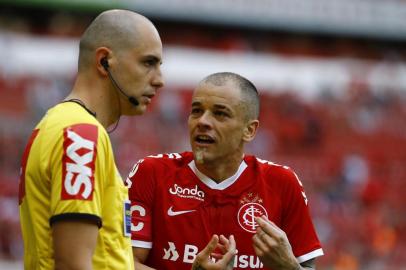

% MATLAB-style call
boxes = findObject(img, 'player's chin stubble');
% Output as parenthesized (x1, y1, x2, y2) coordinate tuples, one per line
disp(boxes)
(195, 147, 205, 164)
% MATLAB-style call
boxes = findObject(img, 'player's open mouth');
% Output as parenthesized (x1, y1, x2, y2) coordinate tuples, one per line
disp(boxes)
(195, 135, 215, 144)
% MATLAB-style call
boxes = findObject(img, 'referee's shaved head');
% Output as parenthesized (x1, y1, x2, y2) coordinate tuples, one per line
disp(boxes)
(78, 9, 159, 71)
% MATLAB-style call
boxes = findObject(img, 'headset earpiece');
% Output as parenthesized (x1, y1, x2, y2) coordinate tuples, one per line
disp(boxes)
(101, 57, 109, 70)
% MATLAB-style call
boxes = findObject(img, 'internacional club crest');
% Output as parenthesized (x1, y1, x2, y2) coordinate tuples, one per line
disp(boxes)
(237, 192, 268, 233)
(238, 203, 268, 233)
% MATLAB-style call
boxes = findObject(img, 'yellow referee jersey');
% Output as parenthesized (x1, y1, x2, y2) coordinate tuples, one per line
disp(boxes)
(19, 102, 133, 269)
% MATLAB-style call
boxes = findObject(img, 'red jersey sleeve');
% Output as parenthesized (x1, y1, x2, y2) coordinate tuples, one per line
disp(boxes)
(278, 166, 323, 263)
(128, 158, 156, 248)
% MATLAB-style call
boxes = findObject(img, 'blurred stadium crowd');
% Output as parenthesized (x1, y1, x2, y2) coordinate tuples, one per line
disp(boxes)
(1, 5, 406, 270)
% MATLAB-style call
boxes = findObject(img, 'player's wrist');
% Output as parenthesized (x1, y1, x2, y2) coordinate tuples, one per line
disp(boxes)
(287, 262, 302, 270)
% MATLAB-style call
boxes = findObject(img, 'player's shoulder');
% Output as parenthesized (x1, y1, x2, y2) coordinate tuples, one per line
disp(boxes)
(246, 155, 300, 183)
(132, 152, 193, 170)
(246, 155, 292, 172)
(144, 151, 192, 163)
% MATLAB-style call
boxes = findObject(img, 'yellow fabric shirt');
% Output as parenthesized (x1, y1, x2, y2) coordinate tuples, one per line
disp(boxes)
(19, 102, 133, 269)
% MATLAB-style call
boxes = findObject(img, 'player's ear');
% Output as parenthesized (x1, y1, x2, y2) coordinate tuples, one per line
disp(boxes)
(242, 119, 259, 142)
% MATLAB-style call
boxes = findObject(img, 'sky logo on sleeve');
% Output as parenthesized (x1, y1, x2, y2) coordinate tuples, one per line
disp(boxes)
(61, 124, 98, 200)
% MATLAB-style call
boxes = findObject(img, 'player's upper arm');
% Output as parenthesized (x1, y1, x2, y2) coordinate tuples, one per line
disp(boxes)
(133, 247, 155, 270)
(127, 158, 156, 203)
(52, 220, 99, 270)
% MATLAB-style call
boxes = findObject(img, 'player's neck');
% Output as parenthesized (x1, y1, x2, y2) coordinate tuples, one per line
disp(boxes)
(196, 154, 244, 183)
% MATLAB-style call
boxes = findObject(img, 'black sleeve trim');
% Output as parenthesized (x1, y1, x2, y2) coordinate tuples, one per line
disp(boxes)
(50, 213, 102, 228)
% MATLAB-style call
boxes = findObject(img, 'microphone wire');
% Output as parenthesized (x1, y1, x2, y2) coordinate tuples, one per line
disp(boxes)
(106, 69, 122, 134)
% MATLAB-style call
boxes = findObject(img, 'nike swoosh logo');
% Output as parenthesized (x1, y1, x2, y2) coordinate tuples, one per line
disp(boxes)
(167, 206, 196, 216)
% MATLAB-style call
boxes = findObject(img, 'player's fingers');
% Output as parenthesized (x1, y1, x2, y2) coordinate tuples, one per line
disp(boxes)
(198, 234, 219, 258)
(255, 216, 284, 238)
(252, 239, 266, 257)
(218, 235, 236, 264)
(219, 234, 229, 246)
(228, 235, 236, 250)
(261, 215, 284, 234)
(252, 230, 269, 252)
(216, 243, 228, 254)
(230, 235, 236, 246)
(217, 234, 230, 253)
(210, 252, 224, 260)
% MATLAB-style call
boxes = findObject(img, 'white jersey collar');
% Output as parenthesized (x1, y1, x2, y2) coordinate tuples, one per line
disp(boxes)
(188, 159, 248, 190)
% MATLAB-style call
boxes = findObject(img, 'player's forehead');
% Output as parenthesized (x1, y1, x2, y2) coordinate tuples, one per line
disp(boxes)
(191, 81, 242, 109)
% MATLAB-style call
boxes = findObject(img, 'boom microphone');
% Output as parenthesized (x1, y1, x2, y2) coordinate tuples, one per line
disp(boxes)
(101, 58, 139, 107)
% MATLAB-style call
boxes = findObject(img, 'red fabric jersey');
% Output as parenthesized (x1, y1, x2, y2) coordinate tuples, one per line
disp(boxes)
(129, 152, 323, 269)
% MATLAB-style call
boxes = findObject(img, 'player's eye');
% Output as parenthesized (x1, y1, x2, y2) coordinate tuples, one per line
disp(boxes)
(191, 108, 202, 115)
(214, 111, 229, 118)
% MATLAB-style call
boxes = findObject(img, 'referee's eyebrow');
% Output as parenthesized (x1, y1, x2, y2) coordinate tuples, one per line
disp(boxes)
(142, 55, 162, 65)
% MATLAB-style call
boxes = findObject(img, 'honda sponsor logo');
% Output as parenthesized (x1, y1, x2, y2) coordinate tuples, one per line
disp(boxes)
(169, 184, 205, 201)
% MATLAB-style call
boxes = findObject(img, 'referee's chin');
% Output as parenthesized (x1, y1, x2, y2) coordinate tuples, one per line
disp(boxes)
(124, 104, 146, 116)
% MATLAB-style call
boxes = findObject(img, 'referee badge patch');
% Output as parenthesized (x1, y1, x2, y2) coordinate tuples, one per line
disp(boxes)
(123, 200, 131, 237)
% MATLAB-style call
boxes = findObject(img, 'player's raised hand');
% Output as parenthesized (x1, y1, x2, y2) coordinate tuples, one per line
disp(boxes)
(191, 234, 236, 270)
(252, 216, 301, 270)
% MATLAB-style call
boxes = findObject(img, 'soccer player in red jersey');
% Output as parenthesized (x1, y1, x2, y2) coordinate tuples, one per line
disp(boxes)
(128, 72, 323, 270)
